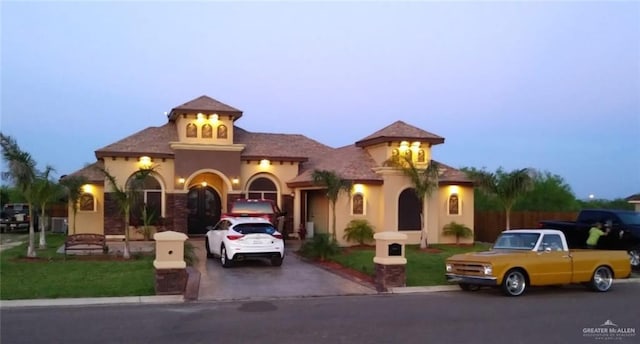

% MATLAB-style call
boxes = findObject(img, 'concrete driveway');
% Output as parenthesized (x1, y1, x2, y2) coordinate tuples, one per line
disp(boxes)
(191, 239, 376, 301)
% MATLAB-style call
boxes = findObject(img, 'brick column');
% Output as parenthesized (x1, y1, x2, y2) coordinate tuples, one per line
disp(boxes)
(172, 193, 188, 234)
(103, 192, 124, 235)
(375, 264, 407, 292)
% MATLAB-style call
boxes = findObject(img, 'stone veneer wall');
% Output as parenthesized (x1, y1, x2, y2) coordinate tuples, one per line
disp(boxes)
(103, 193, 123, 235)
(172, 193, 188, 233)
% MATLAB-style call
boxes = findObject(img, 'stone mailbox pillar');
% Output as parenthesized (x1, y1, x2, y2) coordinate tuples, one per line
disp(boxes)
(154, 231, 188, 295)
(373, 232, 408, 292)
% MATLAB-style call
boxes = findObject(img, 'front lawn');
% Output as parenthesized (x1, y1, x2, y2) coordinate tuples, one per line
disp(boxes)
(0, 233, 155, 300)
(331, 243, 491, 286)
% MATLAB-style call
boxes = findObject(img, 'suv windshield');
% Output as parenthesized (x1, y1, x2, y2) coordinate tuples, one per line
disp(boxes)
(234, 223, 276, 235)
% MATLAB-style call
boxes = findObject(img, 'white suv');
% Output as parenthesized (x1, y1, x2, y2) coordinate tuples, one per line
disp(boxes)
(205, 216, 284, 268)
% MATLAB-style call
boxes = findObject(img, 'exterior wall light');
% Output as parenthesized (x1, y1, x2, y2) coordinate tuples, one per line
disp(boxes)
(139, 156, 152, 169)
(449, 185, 460, 195)
(353, 183, 364, 194)
(210, 113, 219, 122)
(260, 159, 271, 168)
(232, 177, 240, 185)
(82, 184, 93, 194)
(178, 177, 185, 184)
(201, 181, 207, 187)
(197, 113, 205, 124)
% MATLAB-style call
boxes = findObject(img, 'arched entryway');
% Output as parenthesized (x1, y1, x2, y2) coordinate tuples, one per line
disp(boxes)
(187, 185, 221, 235)
(398, 188, 421, 231)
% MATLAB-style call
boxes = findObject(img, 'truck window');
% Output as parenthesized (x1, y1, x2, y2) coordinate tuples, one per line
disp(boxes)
(541, 234, 563, 251)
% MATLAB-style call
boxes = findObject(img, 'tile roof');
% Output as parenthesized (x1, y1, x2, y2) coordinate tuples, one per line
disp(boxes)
(434, 161, 474, 185)
(95, 124, 177, 159)
(355, 120, 445, 148)
(63, 161, 105, 183)
(288, 144, 382, 187)
(626, 193, 640, 202)
(168, 95, 243, 121)
(234, 127, 333, 162)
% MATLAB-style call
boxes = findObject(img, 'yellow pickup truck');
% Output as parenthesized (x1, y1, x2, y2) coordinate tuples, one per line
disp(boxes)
(445, 229, 632, 296)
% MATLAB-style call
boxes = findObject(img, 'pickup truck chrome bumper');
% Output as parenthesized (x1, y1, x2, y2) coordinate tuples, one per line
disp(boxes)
(446, 274, 498, 286)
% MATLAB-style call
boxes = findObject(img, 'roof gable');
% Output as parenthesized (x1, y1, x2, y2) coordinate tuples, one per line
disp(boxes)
(168, 95, 243, 121)
(355, 120, 445, 148)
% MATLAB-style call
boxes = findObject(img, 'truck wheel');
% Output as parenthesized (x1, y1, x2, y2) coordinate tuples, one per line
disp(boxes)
(628, 248, 640, 271)
(501, 269, 527, 296)
(459, 283, 480, 291)
(589, 266, 613, 292)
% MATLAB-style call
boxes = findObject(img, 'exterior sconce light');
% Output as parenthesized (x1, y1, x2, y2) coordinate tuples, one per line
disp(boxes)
(82, 184, 92, 194)
(449, 185, 460, 195)
(232, 177, 240, 185)
(399, 141, 409, 153)
(178, 177, 185, 184)
(260, 159, 271, 168)
(201, 181, 207, 187)
(210, 113, 219, 122)
(139, 156, 152, 169)
(353, 184, 364, 194)
(197, 113, 205, 124)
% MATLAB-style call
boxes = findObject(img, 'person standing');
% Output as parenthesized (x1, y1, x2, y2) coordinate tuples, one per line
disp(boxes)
(586, 222, 609, 248)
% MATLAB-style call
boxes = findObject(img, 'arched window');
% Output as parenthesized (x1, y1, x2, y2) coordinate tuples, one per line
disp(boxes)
(417, 149, 425, 163)
(352, 193, 364, 215)
(449, 194, 460, 215)
(248, 177, 277, 202)
(217, 125, 228, 139)
(202, 124, 213, 138)
(127, 175, 162, 226)
(79, 193, 95, 212)
(398, 188, 421, 231)
(186, 123, 197, 138)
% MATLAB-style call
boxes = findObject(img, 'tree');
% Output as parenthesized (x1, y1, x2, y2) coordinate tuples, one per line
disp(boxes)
(442, 221, 473, 246)
(311, 170, 352, 240)
(59, 175, 88, 235)
(513, 171, 579, 211)
(0, 133, 37, 257)
(96, 165, 156, 259)
(385, 155, 439, 249)
(467, 167, 534, 229)
(31, 165, 63, 248)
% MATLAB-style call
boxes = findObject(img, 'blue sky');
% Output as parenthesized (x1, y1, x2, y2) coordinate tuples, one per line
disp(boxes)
(1, 1, 639, 200)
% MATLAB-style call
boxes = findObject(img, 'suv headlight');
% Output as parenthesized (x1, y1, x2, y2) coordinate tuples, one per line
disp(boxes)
(445, 263, 453, 272)
(483, 265, 493, 276)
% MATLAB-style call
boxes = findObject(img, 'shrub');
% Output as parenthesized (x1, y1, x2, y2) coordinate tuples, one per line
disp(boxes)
(299, 234, 340, 261)
(442, 221, 473, 245)
(184, 241, 199, 266)
(343, 219, 374, 245)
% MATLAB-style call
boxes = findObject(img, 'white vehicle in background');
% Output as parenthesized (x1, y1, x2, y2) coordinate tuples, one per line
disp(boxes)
(205, 216, 284, 268)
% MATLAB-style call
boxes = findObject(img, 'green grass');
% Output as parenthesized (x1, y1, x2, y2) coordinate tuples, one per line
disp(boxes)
(0, 233, 155, 300)
(331, 243, 491, 286)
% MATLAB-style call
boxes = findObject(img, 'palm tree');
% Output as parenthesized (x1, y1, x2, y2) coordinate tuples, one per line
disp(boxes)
(32, 166, 63, 248)
(0, 133, 37, 257)
(442, 221, 473, 245)
(311, 170, 352, 240)
(385, 155, 439, 249)
(59, 175, 88, 235)
(96, 165, 155, 259)
(468, 167, 534, 229)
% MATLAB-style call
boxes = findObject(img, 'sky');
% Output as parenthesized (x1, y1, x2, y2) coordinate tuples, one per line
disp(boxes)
(1, 1, 639, 200)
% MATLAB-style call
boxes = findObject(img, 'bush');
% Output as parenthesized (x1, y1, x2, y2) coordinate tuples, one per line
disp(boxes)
(343, 219, 374, 245)
(299, 234, 340, 261)
(184, 241, 199, 266)
(442, 221, 473, 245)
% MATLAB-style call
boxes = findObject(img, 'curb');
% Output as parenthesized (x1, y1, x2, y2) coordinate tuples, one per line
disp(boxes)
(0, 295, 184, 309)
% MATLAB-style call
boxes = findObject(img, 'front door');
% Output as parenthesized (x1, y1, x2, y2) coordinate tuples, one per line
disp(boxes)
(187, 186, 221, 235)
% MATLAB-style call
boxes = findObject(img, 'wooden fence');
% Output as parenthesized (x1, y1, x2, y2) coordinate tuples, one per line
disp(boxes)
(474, 211, 578, 243)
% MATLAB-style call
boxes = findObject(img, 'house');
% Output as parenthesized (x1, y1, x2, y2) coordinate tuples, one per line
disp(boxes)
(627, 193, 640, 212)
(66, 95, 474, 245)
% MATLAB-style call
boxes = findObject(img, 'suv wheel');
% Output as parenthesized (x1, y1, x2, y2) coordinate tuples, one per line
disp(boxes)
(205, 239, 213, 259)
(271, 255, 283, 267)
(221, 245, 233, 268)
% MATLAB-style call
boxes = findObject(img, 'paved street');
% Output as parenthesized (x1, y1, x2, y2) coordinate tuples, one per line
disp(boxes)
(2, 283, 639, 344)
